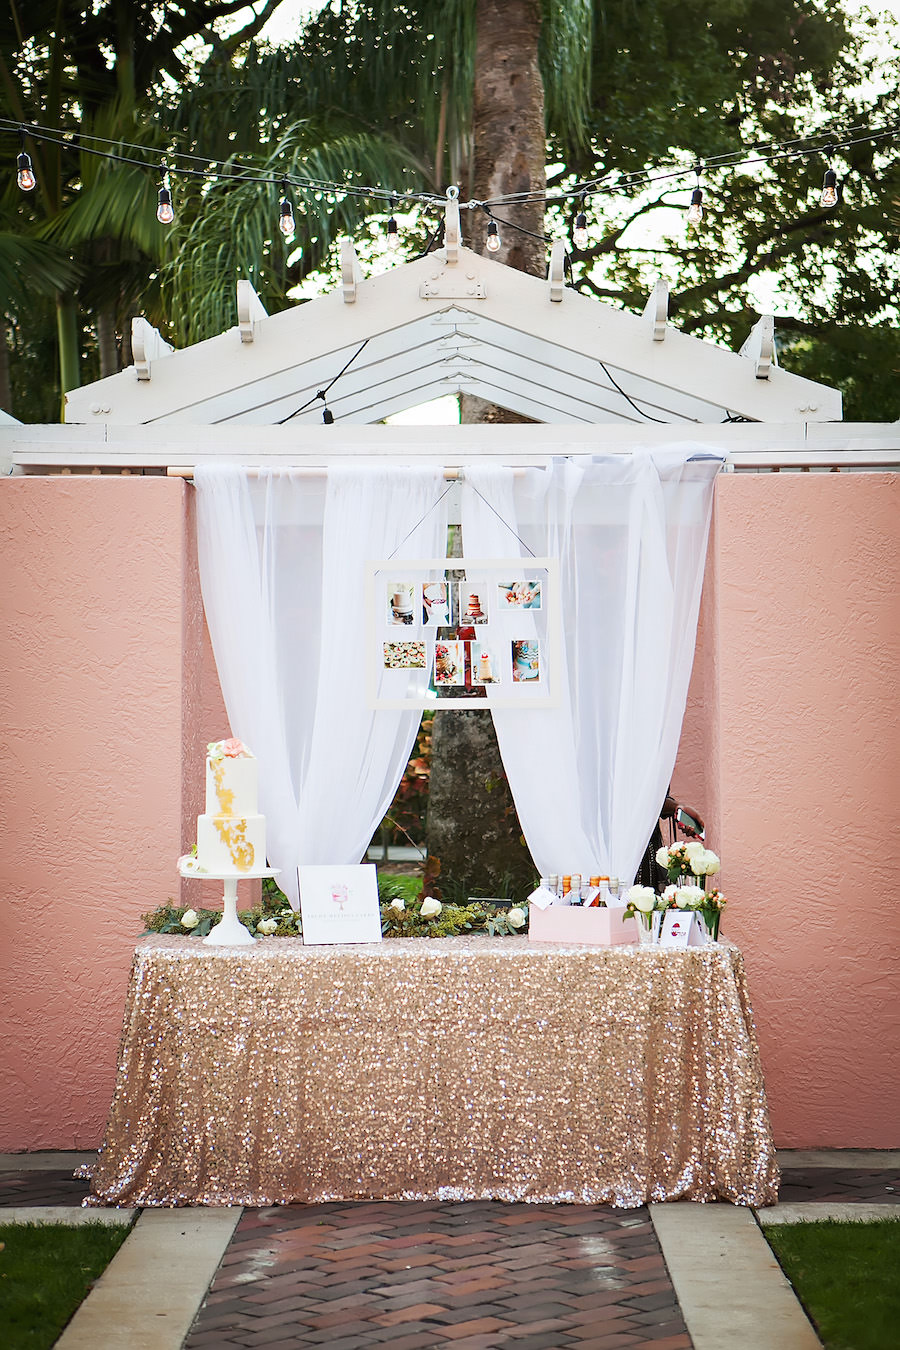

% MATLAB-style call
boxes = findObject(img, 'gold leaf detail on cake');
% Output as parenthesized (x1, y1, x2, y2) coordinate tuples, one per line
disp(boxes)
(211, 758, 236, 815)
(213, 815, 255, 871)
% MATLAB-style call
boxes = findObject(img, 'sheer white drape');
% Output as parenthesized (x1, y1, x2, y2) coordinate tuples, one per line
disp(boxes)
(194, 464, 449, 908)
(461, 449, 721, 886)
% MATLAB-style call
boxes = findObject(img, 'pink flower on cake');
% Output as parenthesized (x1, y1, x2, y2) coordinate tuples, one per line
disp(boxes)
(207, 737, 252, 760)
(221, 737, 248, 757)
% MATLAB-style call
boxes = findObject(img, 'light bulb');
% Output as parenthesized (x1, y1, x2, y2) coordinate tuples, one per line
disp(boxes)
(386, 215, 400, 250)
(820, 168, 838, 209)
(16, 151, 35, 191)
(279, 197, 295, 239)
(687, 186, 703, 226)
(573, 211, 589, 250)
(156, 186, 174, 225)
(486, 219, 501, 252)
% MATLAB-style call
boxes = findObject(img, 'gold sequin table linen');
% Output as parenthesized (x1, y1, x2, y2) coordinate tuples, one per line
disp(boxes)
(87, 935, 779, 1208)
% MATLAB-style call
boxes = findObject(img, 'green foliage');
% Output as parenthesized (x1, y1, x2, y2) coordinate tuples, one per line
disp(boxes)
(0, 1220, 131, 1350)
(142, 874, 530, 942)
(765, 1219, 900, 1350)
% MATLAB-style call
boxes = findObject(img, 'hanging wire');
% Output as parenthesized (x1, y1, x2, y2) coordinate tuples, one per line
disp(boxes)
(277, 338, 370, 423)
(2, 115, 896, 215)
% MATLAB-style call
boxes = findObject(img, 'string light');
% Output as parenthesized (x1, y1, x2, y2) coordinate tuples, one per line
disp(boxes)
(3, 114, 892, 230)
(687, 163, 703, 227)
(16, 128, 35, 191)
(485, 215, 501, 252)
(316, 390, 334, 423)
(278, 180, 295, 239)
(573, 193, 589, 251)
(156, 168, 174, 225)
(820, 148, 839, 208)
(386, 196, 400, 250)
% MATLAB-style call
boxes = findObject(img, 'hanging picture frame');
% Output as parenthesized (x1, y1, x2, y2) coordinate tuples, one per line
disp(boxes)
(366, 557, 561, 710)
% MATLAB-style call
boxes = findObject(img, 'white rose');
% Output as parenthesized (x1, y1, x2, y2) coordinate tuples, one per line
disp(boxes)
(420, 896, 442, 918)
(702, 851, 720, 875)
(256, 916, 278, 934)
(655, 845, 671, 867)
(625, 884, 657, 913)
(506, 907, 526, 929)
(388, 896, 405, 913)
(180, 909, 200, 929)
(674, 885, 706, 909)
(683, 840, 706, 862)
(662, 884, 678, 902)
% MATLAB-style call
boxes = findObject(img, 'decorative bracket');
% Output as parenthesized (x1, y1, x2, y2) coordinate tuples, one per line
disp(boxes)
(547, 240, 566, 303)
(341, 240, 363, 303)
(237, 279, 268, 343)
(444, 186, 461, 266)
(131, 317, 174, 382)
(739, 315, 776, 380)
(642, 277, 669, 341)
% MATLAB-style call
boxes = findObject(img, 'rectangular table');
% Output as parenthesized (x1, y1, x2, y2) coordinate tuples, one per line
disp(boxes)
(87, 934, 779, 1208)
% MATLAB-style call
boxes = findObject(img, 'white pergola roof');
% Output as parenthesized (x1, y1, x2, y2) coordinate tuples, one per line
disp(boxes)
(64, 214, 841, 430)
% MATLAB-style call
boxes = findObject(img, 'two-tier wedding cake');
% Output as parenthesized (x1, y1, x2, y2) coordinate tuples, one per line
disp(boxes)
(183, 738, 266, 874)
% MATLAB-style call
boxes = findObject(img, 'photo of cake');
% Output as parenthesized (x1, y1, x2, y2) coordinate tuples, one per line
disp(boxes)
(433, 640, 465, 686)
(388, 581, 415, 625)
(471, 643, 500, 685)
(511, 639, 541, 682)
(186, 738, 267, 874)
(463, 589, 487, 623)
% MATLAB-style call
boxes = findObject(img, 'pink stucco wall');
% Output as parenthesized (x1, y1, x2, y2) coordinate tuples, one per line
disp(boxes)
(675, 472, 900, 1146)
(1, 470, 897, 1151)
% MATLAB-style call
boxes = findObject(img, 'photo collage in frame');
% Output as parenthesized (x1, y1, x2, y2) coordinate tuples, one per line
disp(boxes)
(370, 559, 558, 710)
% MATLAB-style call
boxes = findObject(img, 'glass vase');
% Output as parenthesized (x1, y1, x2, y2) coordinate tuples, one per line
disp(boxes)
(635, 910, 661, 945)
(700, 908, 721, 942)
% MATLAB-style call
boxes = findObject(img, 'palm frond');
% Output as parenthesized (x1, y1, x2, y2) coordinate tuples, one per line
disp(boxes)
(0, 234, 80, 310)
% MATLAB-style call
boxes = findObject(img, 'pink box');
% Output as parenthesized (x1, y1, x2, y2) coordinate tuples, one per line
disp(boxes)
(528, 904, 638, 947)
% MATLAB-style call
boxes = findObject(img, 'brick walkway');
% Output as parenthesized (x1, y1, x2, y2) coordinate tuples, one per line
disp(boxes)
(3, 1156, 899, 1349)
(183, 1200, 691, 1350)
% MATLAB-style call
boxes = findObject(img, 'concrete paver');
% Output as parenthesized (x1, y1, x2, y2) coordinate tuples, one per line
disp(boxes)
(54, 1207, 242, 1350)
(650, 1204, 821, 1350)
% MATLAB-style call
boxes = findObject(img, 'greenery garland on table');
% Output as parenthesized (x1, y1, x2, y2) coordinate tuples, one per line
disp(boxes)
(141, 877, 529, 941)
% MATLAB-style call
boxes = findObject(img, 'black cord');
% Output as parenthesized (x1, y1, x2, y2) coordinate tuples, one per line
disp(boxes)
(598, 361, 668, 423)
(277, 338, 370, 424)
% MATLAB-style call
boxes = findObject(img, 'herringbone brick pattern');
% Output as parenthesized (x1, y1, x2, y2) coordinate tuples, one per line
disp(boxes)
(184, 1200, 693, 1349)
(777, 1167, 899, 1204)
(0, 1169, 91, 1207)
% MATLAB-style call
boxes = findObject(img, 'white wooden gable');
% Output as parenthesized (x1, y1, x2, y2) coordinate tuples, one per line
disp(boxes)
(65, 202, 841, 429)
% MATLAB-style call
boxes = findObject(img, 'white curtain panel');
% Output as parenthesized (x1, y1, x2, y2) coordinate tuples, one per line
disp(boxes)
(461, 449, 722, 886)
(194, 464, 449, 908)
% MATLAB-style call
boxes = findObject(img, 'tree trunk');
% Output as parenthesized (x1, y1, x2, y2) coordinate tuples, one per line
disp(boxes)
(97, 305, 119, 378)
(55, 293, 81, 418)
(425, 0, 546, 897)
(0, 319, 11, 415)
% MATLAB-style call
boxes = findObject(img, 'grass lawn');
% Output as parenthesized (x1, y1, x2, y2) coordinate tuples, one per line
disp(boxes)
(765, 1218, 900, 1350)
(377, 872, 423, 902)
(0, 1221, 131, 1350)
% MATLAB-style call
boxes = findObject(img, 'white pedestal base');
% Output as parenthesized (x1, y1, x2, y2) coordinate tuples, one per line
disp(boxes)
(178, 861, 281, 947)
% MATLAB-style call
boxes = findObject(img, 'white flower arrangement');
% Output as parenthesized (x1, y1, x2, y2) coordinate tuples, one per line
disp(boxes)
(656, 841, 720, 881)
(625, 884, 658, 914)
(663, 883, 707, 910)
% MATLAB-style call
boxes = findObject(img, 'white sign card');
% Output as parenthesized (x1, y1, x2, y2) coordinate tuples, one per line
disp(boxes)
(368, 557, 561, 710)
(298, 864, 383, 946)
(659, 910, 705, 947)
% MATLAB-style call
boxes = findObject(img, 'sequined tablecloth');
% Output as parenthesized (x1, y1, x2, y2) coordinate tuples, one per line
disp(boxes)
(86, 935, 778, 1208)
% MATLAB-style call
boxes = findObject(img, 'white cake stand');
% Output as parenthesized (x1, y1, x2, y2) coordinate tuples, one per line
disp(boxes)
(178, 859, 282, 946)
